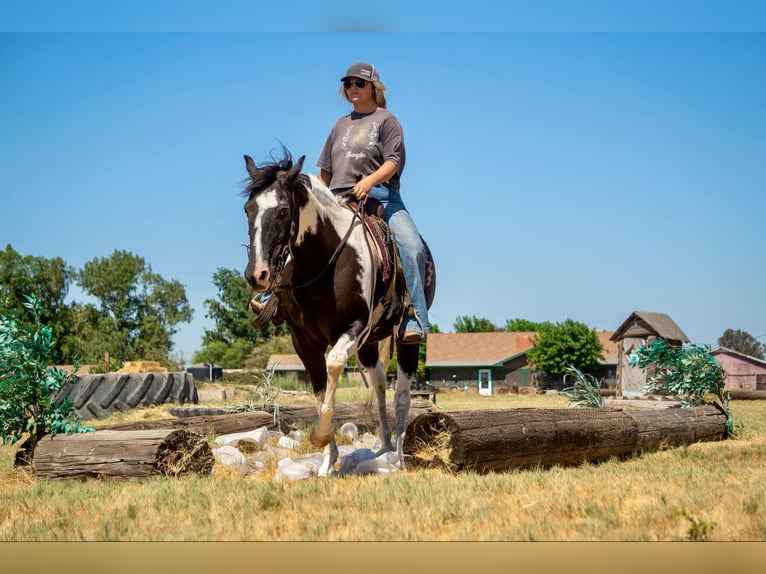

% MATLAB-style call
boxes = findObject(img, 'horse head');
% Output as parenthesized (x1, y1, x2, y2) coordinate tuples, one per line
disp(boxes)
(242, 152, 306, 291)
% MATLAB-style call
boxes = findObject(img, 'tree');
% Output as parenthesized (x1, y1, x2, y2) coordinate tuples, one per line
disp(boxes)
(717, 329, 765, 360)
(527, 319, 604, 377)
(76, 250, 193, 365)
(0, 244, 77, 362)
(504, 318, 549, 332)
(0, 295, 92, 459)
(453, 315, 498, 333)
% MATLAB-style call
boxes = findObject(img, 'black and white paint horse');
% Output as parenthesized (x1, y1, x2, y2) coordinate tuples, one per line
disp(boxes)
(242, 150, 435, 476)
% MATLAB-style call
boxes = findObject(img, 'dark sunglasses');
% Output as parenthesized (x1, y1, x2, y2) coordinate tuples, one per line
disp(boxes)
(343, 78, 368, 89)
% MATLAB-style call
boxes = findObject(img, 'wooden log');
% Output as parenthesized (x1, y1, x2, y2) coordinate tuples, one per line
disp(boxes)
(33, 429, 214, 480)
(403, 405, 727, 473)
(726, 389, 766, 400)
(98, 400, 435, 436)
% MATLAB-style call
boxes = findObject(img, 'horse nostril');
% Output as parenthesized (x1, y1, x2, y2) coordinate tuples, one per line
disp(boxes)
(257, 269, 270, 284)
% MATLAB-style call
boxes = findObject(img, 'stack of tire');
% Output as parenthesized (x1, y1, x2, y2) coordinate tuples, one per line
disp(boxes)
(57, 372, 198, 420)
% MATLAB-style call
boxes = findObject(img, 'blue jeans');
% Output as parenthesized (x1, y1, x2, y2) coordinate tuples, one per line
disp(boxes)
(337, 185, 429, 335)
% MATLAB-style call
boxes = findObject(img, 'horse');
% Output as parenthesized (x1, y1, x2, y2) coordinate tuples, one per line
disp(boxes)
(241, 150, 435, 476)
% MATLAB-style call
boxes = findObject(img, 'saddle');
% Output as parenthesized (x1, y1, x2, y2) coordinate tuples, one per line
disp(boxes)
(340, 196, 392, 281)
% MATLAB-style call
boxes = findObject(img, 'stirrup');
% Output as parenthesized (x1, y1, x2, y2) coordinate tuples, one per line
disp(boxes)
(249, 293, 280, 328)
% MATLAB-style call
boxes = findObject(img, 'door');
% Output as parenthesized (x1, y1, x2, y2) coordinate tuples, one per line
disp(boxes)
(478, 369, 492, 396)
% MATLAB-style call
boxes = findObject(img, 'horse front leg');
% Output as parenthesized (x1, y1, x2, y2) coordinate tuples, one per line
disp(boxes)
(311, 331, 357, 476)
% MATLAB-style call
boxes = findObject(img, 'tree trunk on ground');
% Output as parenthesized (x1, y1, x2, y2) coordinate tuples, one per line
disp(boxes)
(403, 405, 727, 473)
(32, 429, 214, 480)
(726, 390, 766, 400)
(97, 400, 434, 436)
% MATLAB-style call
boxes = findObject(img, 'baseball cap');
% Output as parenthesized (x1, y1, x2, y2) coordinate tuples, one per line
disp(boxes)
(340, 62, 380, 83)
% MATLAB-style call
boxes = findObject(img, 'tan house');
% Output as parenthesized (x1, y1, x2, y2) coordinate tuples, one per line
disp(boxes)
(426, 331, 619, 394)
(267, 353, 311, 384)
(426, 332, 537, 394)
(610, 311, 689, 397)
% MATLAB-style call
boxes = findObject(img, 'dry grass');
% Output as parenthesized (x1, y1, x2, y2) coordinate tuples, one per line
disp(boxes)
(1, 391, 765, 541)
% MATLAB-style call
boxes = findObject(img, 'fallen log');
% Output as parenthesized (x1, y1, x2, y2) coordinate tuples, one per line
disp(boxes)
(403, 405, 727, 473)
(33, 429, 214, 480)
(97, 400, 435, 436)
(726, 389, 766, 400)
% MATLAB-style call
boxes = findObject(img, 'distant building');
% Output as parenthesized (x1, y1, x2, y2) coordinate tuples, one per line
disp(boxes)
(610, 311, 689, 397)
(709, 347, 766, 391)
(425, 331, 618, 395)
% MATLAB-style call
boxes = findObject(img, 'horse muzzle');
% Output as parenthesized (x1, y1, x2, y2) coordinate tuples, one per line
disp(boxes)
(245, 259, 272, 291)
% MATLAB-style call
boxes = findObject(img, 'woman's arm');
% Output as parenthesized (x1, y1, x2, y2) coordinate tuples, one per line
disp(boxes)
(352, 160, 398, 199)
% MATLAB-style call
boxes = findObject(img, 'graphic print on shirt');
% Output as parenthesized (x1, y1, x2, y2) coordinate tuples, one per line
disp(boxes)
(342, 121, 379, 160)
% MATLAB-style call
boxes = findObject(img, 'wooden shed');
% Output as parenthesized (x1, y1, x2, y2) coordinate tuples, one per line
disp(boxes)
(610, 311, 690, 397)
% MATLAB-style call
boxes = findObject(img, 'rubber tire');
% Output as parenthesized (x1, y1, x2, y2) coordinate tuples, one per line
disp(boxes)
(58, 372, 198, 420)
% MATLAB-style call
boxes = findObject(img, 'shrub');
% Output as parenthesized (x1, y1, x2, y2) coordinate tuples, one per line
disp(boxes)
(560, 365, 605, 408)
(0, 295, 92, 461)
(629, 338, 733, 435)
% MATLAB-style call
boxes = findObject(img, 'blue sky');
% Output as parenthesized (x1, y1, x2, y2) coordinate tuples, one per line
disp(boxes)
(2, 10, 765, 362)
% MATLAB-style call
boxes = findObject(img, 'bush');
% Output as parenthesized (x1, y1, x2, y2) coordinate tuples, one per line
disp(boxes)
(0, 295, 92, 460)
(629, 338, 733, 435)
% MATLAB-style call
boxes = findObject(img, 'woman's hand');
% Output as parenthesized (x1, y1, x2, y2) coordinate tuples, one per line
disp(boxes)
(352, 177, 373, 199)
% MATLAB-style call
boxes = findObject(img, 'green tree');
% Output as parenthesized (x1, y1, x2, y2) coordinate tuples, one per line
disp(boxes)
(717, 329, 765, 360)
(0, 245, 77, 362)
(0, 295, 92, 459)
(527, 319, 604, 377)
(76, 250, 192, 365)
(504, 318, 548, 332)
(453, 315, 498, 333)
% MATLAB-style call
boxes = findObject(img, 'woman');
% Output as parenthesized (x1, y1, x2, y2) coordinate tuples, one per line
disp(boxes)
(317, 62, 428, 344)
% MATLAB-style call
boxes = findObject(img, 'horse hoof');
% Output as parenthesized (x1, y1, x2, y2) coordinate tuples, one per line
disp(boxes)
(310, 424, 332, 448)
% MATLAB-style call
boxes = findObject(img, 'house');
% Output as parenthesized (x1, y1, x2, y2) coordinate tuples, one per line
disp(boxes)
(709, 347, 766, 391)
(426, 332, 536, 395)
(265, 353, 364, 385)
(610, 311, 689, 397)
(426, 331, 619, 395)
(267, 354, 311, 384)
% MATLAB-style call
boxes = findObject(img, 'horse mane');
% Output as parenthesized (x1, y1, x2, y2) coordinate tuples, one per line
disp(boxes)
(241, 148, 295, 201)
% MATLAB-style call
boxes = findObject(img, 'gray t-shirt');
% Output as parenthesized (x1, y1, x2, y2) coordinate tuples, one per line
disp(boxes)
(317, 108, 405, 191)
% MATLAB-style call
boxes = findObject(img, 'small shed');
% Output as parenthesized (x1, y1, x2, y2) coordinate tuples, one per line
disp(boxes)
(709, 347, 766, 391)
(610, 311, 690, 397)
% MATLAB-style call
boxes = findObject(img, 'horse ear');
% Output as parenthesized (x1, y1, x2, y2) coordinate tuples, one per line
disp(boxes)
(244, 155, 259, 179)
(288, 155, 306, 180)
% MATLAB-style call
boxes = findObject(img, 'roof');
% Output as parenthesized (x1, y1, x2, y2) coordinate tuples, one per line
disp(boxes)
(596, 330, 619, 364)
(426, 331, 619, 368)
(610, 311, 689, 343)
(426, 332, 536, 367)
(267, 354, 305, 371)
(709, 346, 766, 368)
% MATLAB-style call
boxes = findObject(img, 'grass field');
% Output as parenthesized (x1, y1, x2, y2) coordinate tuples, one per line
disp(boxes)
(1, 390, 765, 541)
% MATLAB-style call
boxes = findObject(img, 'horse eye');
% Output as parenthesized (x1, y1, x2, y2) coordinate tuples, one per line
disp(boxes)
(279, 207, 290, 218)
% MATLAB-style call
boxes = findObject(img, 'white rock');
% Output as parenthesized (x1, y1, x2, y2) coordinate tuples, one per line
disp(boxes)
(215, 426, 271, 448)
(275, 458, 314, 481)
(277, 436, 300, 449)
(212, 445, 245, 467)
(340, 422, 358, 440)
